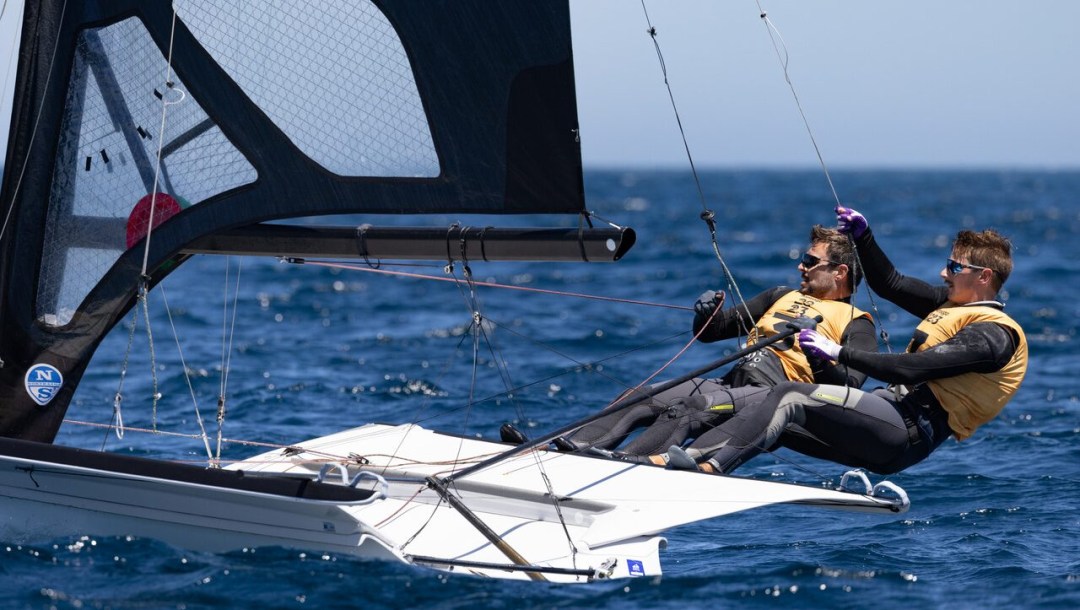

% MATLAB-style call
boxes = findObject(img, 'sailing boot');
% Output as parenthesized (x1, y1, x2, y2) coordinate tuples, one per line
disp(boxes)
(551, 436, 579, 452)
(665, 446, 720, 473)
(499, 423, 529, 444)
(665, 446, 700, 471)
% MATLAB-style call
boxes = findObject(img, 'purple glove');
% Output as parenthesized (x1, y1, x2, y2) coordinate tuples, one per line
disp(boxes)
(799, 329, 841, 361)
(836, 206, 868, 238)
(693, 290, 725, 318)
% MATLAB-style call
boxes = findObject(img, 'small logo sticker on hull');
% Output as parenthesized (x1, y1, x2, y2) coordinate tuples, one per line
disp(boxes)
(627, 559, 645, 577)
(25, 364, 63, 406)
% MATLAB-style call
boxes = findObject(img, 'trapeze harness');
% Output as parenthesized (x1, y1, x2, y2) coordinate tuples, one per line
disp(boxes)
(738, 290, 871, 385)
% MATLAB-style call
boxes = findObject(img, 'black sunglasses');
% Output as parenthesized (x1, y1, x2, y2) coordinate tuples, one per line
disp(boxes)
(800, 252, 844, 268)
(945, 258, 992, 276)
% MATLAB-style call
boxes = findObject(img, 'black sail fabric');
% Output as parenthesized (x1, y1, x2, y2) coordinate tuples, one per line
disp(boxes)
(0, 0, 587, 441)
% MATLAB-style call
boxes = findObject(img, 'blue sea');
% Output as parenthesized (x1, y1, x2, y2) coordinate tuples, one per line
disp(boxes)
(3, 169, 1079, 609)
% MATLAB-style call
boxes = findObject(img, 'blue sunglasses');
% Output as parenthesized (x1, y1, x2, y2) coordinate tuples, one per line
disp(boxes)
(945, 258, 991, 275)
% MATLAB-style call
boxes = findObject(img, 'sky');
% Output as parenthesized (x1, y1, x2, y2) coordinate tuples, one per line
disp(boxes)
(2, 0, 1078, 170)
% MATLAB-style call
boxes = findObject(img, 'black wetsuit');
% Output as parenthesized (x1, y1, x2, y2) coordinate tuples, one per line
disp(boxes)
(566, 287, 876, 454)
(682, 229, 1022, 474)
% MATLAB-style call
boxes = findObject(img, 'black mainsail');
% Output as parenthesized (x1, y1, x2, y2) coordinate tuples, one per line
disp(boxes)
(0, 0, 631, 442)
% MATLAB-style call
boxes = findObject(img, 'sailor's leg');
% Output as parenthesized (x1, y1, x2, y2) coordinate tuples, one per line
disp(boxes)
(788, 387, 921, 473)
(565, 378, 712, 450)
(620, 383, 770, 455)
(674, 381, 821, 473)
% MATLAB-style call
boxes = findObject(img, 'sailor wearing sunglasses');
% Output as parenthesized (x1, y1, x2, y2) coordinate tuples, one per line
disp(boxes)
(654, 206, 1027, 475)
(549, 225, 877, 458)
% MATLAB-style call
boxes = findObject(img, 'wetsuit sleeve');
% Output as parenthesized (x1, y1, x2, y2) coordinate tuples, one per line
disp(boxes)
(809, 316, 876, 388)
(693, 287, 788, 343)
(835, 322, 1018, 385)
(855, 229, 950, 318)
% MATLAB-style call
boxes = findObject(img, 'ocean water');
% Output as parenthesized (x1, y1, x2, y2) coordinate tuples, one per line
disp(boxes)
(3, 169, 1079, 609)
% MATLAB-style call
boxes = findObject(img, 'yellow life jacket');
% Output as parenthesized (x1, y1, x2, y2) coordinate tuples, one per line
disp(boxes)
(744, 291, 871, 384)
(907, 305, 1028, 440)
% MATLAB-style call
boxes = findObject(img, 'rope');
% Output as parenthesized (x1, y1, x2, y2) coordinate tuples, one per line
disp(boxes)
(214, 257, 243, 464)
(437, 249, 582, 557)
(300, 259, 690, 311)
(105, 306, 142, 448)
(639, 1, 756, 338)
(138, 282, 161, 429)
(754, 2, 893, 353)
(138, 8, 182, 277)
(755, 3, 840, 208)
(159, 284, 216, 462)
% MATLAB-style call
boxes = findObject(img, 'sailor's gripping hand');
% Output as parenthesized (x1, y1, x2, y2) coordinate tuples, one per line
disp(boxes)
(799, 329, 841, 361)
(836, 205, 868, 238)
(693, 290, 725, 318)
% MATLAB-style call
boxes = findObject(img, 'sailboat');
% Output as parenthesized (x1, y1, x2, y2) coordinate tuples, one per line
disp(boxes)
(0, 0, 908, 582)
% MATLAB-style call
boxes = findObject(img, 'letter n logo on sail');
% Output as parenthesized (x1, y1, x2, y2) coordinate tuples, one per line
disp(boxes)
(25, 364, 64, 407)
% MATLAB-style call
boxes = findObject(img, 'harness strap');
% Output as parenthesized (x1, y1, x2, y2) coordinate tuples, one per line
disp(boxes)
(894, 383, 945, 446)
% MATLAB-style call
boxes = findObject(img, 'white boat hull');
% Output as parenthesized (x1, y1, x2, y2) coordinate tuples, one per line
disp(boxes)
(0, 423, 908, 582)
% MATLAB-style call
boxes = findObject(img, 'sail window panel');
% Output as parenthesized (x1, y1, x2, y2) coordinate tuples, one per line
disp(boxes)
(159, 126, 258, 207)
(37, 248, 120, 327)
(37, 17, 256, 327)
(174, 0, 439, 178)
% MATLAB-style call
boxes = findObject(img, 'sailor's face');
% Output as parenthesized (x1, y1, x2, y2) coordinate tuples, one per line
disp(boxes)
(798, 243, 839, 297)
(941, 249, 986, 304)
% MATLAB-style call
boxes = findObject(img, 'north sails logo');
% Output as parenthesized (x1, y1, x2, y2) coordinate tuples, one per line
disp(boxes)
(25, 364, 63, 406)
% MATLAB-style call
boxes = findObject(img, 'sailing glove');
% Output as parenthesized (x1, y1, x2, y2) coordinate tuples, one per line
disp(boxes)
(799, 329, 842, 361)
(693, 290, 725, 318)
(836, 205, 868, 238)
(667, 394, 709, 413)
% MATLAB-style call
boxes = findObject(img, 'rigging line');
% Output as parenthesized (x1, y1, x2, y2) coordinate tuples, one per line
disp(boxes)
(437, 246, 484, 483)
(638, 1, 757, 338)
(214, 257, 243, 463)
(302, 260, 689, 311)
(376, 328, 475, 480)
(443, 248, 530, 431)
(158, 284, 216, 462)
(445, 261, 577, 554)
(397, 322, 693, 431)
(610, 298, 721, 405)
(755, 2, 840, 207)
(751, 3, 894, 356)
(103, 306, 142, 449)
(444, 262, 563, 508)
(137, 283, 162, 430)
(567, 305, 727, 452)
(473, 302, 580, 555)
(430, 266, 554, 579)
(138, 8, 180, 277)
(0, 0, 66, 245)
(638, 0, 708, 213)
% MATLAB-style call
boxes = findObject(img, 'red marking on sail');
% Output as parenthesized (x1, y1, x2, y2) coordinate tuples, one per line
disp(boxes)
(126, 193, 183, 249)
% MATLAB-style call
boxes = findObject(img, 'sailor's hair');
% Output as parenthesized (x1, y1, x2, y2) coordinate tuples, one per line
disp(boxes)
(953, 229, 1013, 291)
(810, 225, 862, 291)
